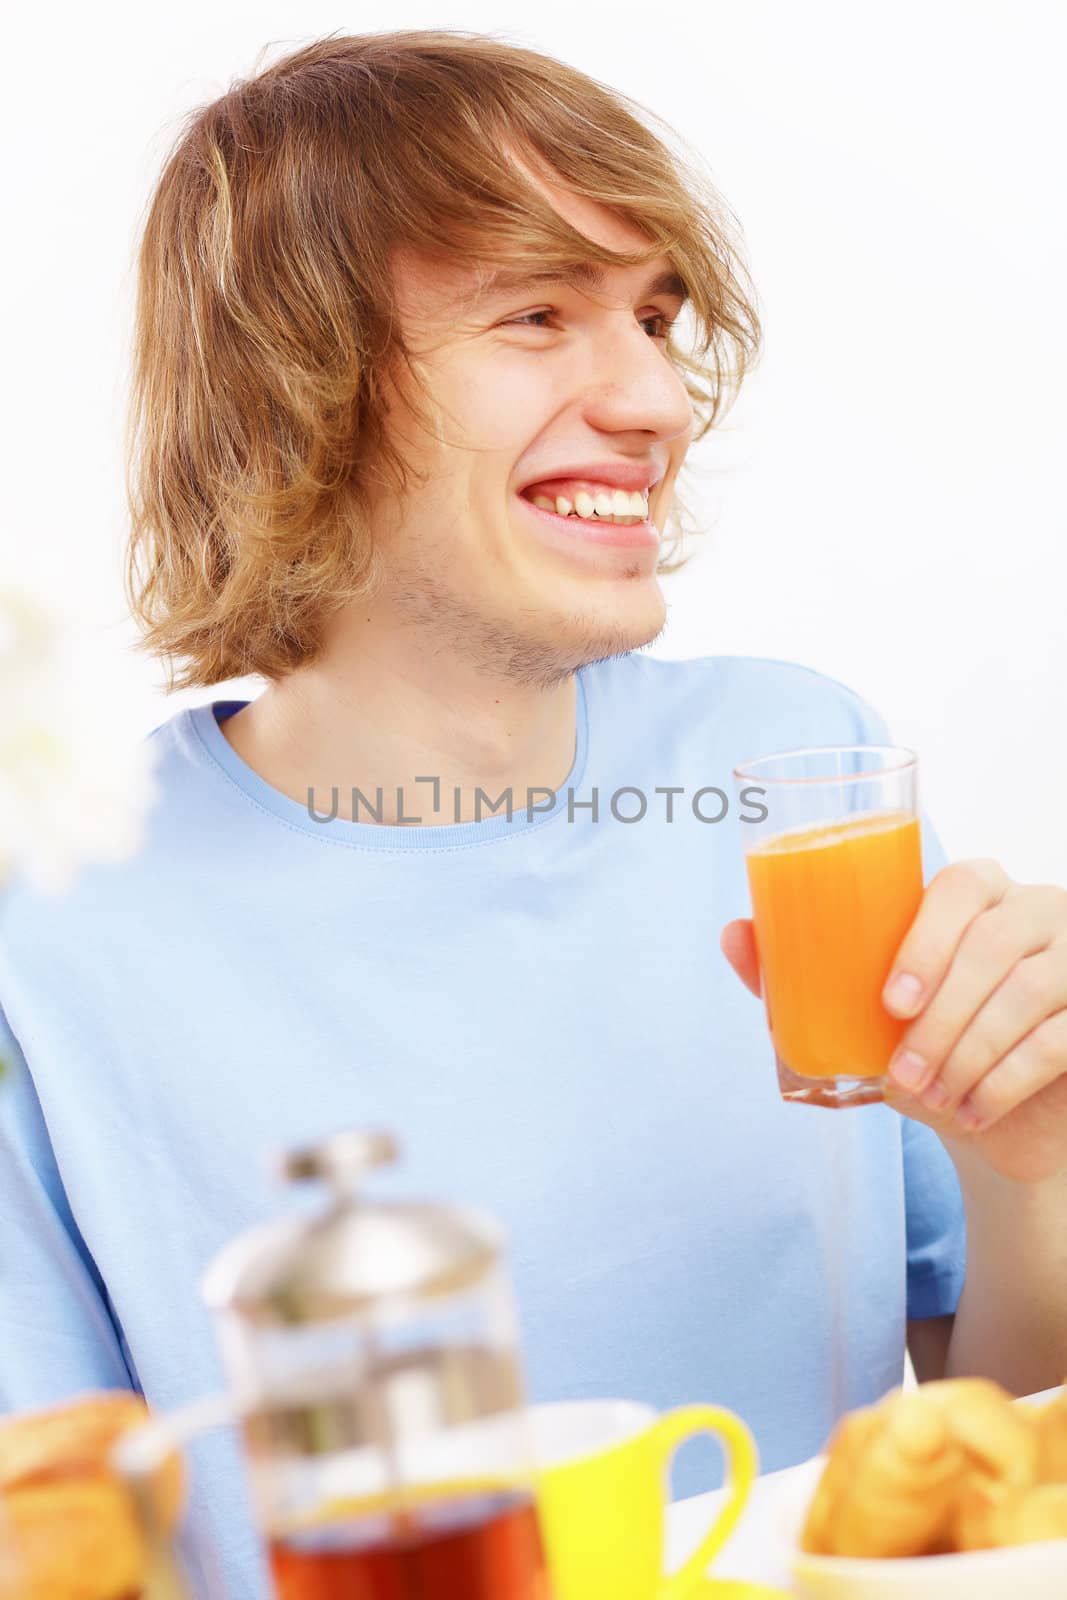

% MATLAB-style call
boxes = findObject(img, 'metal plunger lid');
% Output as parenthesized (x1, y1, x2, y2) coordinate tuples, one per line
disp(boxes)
(200, 1129, 503, 1327)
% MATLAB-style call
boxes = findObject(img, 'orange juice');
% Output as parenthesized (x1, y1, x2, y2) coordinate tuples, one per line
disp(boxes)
(745, 810, 923, 1082)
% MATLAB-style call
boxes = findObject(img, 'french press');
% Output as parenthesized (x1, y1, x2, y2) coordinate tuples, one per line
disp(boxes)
(200, 1129, 554, 1597)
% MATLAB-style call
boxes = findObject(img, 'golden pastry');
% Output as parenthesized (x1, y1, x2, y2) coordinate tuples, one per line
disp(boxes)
(1033, 1390, 1067, 1484)
(801, 1390, 967, 1557)
(801, 1377, 1042, 1559)
(0, 1478, 147, 1600)
(956, 1482, 1067, 1550)
(0, 1390, 183, 1599)
(919, 1378, 1038, 1492)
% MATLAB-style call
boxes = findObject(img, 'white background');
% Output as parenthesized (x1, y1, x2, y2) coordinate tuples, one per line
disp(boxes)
(6, 1, 1065, 881)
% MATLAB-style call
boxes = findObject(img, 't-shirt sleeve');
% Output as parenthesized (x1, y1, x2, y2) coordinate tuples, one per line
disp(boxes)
(902, 1117, 967, 1318)
(0, 1000, 137, 1407)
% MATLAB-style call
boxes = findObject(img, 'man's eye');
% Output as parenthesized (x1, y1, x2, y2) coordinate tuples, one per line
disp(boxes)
(503, 310, 675, 340)
(505, 310, 555, 329)
(640, 314, 677, 340)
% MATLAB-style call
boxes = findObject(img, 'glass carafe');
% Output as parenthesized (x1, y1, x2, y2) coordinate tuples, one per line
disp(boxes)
(201, 1129, 553, 1599)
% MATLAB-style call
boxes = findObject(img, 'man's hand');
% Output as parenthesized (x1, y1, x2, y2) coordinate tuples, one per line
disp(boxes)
(721, 860, 1067, 1184)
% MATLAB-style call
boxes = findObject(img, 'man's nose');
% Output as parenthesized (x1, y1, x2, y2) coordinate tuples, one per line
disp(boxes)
(578, 327, 695, 444)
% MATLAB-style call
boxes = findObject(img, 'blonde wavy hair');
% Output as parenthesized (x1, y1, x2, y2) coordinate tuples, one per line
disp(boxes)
(125, 29, 763, 689)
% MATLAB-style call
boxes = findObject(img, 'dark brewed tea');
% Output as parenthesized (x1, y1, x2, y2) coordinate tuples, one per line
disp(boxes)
(269, 1487, 552, 1600)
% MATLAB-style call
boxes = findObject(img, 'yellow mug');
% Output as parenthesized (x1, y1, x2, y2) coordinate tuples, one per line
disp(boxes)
(531, 1398, 758, 1600)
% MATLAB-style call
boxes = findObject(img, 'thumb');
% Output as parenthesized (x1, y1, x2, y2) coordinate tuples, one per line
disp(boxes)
(720, 919, 762, 999)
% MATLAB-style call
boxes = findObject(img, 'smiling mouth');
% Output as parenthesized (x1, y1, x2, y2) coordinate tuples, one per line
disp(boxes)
(519, 484, 651, 527)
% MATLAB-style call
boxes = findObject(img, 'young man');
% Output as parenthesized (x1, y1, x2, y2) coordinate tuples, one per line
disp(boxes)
(2, 29, 1066, 1597)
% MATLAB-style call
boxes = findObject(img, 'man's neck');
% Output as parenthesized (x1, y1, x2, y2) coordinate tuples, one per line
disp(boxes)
(220, 649, 580, 827)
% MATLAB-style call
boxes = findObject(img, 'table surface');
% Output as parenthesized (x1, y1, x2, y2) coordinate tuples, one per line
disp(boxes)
(664, 1385, 1065, 1592)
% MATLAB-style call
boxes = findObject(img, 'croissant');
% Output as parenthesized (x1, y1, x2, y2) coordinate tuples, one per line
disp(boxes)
(1033, 1391, 1067, 1485)
(956, 1483, 1067, 1551)
(801, 1378, 1040, 1559)
(927, 1378, 1038, 1512)
(1, 1478, 148, 1600)
(801, 1390, 968, 1557)
(0, 1390, 183, 1600)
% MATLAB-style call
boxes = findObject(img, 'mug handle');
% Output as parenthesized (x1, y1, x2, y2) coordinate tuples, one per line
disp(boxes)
(649, 1404, 758, 1599)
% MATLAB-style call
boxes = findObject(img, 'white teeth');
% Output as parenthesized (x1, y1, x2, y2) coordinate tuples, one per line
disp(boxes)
(526, 485, 651, 522)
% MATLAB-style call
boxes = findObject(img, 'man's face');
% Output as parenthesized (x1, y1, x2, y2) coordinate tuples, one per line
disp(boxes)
(362, 162, 695, 689)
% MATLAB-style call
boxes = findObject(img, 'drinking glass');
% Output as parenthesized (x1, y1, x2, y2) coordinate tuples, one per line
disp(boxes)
(732, 745, 923, 1109)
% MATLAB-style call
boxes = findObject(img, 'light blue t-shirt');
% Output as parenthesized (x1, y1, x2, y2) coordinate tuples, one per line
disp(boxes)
(0, 652, 965, 1597)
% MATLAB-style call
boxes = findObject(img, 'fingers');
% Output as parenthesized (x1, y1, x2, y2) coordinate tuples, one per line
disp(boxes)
(921, 945, 1067, 1116)
(886, 885, 1067, 1105)
(950, 1010, 1067, 1132)
(721, 919, 762, 998)
(882, 860, 1014, 1024)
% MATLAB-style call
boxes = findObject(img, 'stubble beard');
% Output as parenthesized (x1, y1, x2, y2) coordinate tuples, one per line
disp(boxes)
(388, 563, 666, 691)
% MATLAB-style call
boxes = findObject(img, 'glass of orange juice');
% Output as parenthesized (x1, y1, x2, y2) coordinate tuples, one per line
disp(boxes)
(732, 745, 923, 1109)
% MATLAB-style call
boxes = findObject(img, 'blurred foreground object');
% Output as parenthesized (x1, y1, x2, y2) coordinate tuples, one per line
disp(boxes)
(0, 1391, 184, 1599)
(802, 1376, 1067, 1558)
(0, 588, 157, 897)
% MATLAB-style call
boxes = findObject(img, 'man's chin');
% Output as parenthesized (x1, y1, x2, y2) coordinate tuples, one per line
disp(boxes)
(552, 594, 668, 675)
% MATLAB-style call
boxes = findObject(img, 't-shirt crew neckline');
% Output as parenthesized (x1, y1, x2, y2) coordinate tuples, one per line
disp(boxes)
(186, 668, 591, 851)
